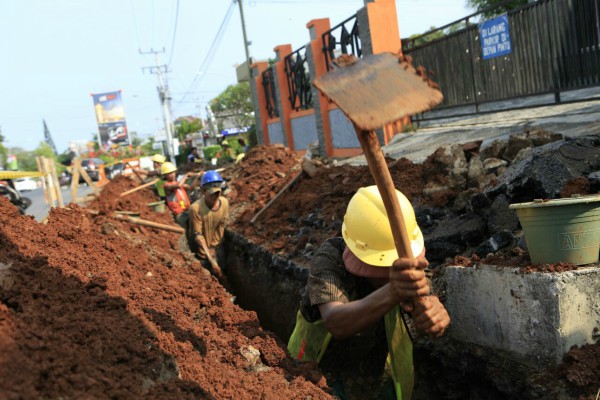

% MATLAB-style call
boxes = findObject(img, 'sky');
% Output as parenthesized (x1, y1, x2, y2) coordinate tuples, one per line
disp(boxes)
(0, 0, 472, 153)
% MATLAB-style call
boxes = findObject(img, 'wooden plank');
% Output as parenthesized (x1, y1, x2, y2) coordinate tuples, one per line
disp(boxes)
(77, 164, 100, 195)
(71, 159, 81, 204)
(49, 158, 64, 207)
(35, 157, 49, 205)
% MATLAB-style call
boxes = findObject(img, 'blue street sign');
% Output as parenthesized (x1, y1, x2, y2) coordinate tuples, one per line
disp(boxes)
(479, 14, 512, 60)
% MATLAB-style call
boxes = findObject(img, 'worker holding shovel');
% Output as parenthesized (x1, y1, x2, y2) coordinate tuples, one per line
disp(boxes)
(135, 154, 167, 200)
(288, 186, 450, 400)
(161, 162, 200, 228)
(189, 170, 229, 278)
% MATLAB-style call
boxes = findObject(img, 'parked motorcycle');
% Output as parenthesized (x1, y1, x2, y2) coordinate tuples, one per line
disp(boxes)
(0, 179, 32, 214)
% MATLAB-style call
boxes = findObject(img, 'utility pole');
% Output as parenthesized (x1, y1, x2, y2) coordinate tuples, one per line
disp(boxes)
(236, 0, 253, 81)
(140, 48, 176, 164)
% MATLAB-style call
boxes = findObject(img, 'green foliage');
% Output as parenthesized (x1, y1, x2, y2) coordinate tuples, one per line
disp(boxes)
(175, 117, 204, 141)
(203, 145, 222, 160)
(210, 83, 254, 131)
(466, 0, 527, 18)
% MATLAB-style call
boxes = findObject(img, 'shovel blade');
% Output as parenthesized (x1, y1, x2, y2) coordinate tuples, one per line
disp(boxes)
(313, 53, 443, 131)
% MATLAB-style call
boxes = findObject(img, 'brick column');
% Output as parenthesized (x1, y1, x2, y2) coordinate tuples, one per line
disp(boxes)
(272, 45, 294, 149)
(357, 0, 407, 145)
(306, 18, 332, 158)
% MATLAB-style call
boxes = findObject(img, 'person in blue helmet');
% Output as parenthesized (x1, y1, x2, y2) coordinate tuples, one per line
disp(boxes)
(188, 170, 229, 277)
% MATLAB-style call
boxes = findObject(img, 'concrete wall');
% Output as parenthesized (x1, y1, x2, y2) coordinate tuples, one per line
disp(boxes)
(267, 121, 285, 145)
(445, 264, 600, 366)
(329, 108, 360, 149)
(291, 113, 318, 150)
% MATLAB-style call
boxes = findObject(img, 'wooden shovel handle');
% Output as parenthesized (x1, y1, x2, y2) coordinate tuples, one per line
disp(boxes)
(355, 127, 412, 259)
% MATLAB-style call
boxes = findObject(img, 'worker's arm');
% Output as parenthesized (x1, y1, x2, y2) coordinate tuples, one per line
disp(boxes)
(195, 233, 222, 277)
(188, 172, 201, 190)
(318, 284, 401, 340)
(318, 257, 434, 340)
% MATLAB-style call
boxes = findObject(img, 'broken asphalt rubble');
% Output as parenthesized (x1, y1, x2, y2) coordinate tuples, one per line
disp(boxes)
(0, 131, 598, 399)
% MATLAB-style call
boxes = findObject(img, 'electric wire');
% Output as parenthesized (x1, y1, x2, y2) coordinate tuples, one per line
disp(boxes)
(177, 0, 236, 105)
(167, 0, 181, 67)
(129, 0, 142, 50)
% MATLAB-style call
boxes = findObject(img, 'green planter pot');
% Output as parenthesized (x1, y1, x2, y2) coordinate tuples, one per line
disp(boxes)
(510, 195, 600, 265)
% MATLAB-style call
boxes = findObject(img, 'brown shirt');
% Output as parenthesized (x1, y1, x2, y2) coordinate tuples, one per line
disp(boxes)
(300, 238, 391, 399)
(189, 196, 229, 258)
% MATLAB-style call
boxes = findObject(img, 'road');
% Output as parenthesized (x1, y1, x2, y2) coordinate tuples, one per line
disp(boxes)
(23, 185, 93, 222)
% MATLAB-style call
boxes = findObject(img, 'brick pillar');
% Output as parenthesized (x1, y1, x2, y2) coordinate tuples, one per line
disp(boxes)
(357, 0, 407, 145)
(306, 18, 332, 158)
(251, 62, 269, 144)
(272, 45, 294, 149)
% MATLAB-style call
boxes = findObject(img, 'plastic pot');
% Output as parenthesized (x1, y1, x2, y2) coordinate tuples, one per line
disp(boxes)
(509, 195, 600, 265)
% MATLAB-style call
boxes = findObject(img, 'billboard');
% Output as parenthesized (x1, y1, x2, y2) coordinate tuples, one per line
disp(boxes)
(91, 90, 129, 148)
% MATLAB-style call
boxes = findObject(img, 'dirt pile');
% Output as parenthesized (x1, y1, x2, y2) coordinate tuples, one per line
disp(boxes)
(0, 192, 331, 399)
(223, 145, 302, 221)
(231, 157, 434, 257)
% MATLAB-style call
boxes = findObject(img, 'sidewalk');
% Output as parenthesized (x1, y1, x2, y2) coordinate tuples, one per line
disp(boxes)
(340, 87, 600, 165)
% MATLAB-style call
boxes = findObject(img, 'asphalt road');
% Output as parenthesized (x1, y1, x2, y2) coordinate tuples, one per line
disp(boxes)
(23, 185, 93, 222)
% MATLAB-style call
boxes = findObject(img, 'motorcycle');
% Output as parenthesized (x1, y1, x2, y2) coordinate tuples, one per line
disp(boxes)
(0, 179, 32, 214)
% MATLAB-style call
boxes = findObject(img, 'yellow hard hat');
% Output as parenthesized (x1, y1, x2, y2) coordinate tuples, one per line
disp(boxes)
(160, 161, 177, 175)
(342, 185, 424, 267)
(151, 154, 166, 164)
(221, 140, 229, 146)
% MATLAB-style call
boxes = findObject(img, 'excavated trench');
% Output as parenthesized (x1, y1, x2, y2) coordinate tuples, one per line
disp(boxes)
(1, 139, 598, 399)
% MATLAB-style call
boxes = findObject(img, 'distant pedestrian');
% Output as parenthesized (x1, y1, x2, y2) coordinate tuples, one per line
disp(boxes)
(188, 147, 200, 164)
(237, 138, 249, 153)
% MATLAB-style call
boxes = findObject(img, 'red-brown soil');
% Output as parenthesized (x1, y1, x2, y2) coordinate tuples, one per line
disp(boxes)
(560, 177, 591, 198)
(231, 156, 428, 256)
(0, 189, 331, 399)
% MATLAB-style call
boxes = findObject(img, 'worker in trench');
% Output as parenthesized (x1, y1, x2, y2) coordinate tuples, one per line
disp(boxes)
(188, 170, 229, 278)
(135, 154, 167, 201)
(161, 161, 200, 229)
(288, 186, 450, 400)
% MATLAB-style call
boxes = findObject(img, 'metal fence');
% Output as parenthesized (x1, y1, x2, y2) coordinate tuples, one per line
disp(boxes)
(402, 0, 600, 117)
(262, 67, 279, 118)
(322, 14, 362, 70)
(284, 46, 313, 111)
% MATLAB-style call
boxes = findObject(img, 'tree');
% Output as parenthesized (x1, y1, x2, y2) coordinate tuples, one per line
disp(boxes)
(466, 0, 527, 18)
(175, 117, 204, 142)
(209, 83, 254, 132)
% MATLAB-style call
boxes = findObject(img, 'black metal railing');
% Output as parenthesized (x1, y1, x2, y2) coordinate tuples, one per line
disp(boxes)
(402, 0, 600, 119)
(262, 67, 279, 118)
(322, 14, 361, 70)
(284, 45, 313, 111)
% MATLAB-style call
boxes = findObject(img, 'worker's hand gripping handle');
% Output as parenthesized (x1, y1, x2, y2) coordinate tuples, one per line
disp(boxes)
(355, 127, 428, 308)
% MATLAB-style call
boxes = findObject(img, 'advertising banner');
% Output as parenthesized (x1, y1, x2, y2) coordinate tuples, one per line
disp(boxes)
(91, 91, 129, 148)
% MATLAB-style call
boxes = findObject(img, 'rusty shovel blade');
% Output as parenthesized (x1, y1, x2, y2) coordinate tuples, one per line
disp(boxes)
(313, 53, 443, 131)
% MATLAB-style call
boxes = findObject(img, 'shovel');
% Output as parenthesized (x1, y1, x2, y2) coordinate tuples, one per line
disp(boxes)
(313, 53, 443, 301)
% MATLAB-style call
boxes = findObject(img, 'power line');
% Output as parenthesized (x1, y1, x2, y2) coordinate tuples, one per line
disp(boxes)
(177, 1, 236, 105)
(167, 0, 181, 67)
(129, 0, 142, 50)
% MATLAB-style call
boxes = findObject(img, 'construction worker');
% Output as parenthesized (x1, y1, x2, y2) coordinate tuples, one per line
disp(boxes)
(135, 154, 167, 200)
(161, 161, 200, 228)
(288, 186, 450, 400)
(219, 140, 236, 163)
(188, 170, 229, 277)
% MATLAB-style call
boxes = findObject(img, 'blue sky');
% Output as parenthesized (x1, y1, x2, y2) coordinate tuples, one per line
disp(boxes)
(0, 0, 472, 153)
